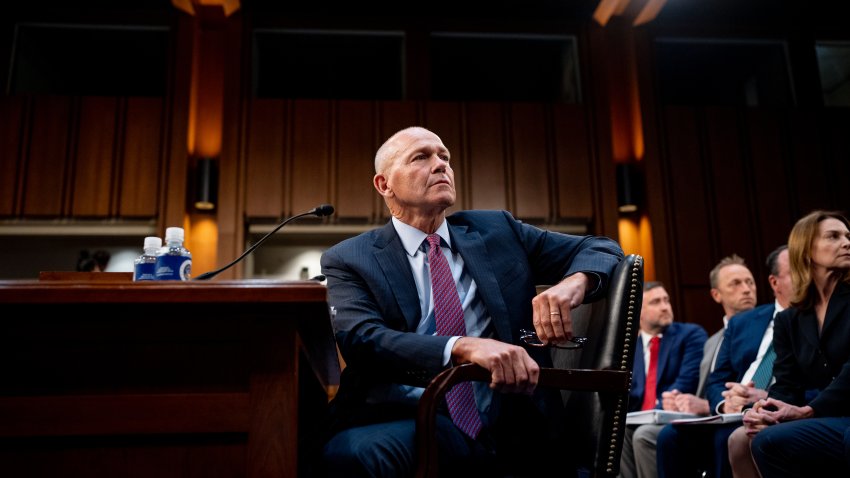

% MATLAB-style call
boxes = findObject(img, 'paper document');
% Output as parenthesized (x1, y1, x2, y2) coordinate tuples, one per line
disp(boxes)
(671, 413, 744, 425)
(626, 410, 699, 425)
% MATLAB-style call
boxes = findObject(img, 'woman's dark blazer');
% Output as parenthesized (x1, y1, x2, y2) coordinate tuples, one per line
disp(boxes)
(770, 281, 850, 417)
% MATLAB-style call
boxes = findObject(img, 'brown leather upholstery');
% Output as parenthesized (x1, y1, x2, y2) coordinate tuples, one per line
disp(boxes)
(414, 254, 643, 478)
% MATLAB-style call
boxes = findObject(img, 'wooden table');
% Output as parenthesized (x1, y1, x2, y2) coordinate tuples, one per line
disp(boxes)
(0, 278, 339, 478)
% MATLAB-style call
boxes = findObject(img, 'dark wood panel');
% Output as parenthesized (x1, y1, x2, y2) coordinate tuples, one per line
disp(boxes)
(0, 96, 25, 216)
(291, 100, 331, 215)
(0, 281, 338, 478)
(789, 109, 833, 216)
(0, 393, 248, 436)
(1, 440, 245, 478)
(825, 109, 850, 212)
(509, 103, 549, 220)
(553, 104, 593, 220)
(335, 101, 376, 220)
(378, 101, 418, 140)
(746, 109, 794, 253)
(680, 286, 721, 336)
(705, 107, 757, 263)
(23, 96, 71, 217)
(245, 99, 286, 218)
(422, 101, 463, 213)
(72, 97, 118, 217)
(120, 97, 163, 218)
(247, 319, 298, 477)
(663, 106, 713, 286)
(466, 102, 507, 211)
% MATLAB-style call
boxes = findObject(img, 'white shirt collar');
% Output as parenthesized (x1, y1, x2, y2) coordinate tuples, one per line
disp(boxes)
(391, 217, 451, 257)
(773, 299, 786, 317)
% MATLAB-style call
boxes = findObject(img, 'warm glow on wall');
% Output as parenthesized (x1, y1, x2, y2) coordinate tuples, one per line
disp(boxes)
(618, 214, 655, 281)
(185, 215, 218, 279)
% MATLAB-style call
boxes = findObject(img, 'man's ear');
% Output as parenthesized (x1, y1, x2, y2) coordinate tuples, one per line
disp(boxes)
(709, 288, 722, 304)
(374, 174, 392, 197)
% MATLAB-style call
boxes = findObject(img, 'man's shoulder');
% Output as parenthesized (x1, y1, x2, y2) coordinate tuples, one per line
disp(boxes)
(668, 321, 707, 338)
(447, 209, 511, 224)
(728, 303, 774, 326)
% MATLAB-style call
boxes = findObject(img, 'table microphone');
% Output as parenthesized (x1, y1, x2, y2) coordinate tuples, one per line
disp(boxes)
(194, 204, 335, 281)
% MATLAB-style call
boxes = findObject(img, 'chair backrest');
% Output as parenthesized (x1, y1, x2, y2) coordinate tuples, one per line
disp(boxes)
(551, 253, 643, 476)
(414, 254, 643, 478)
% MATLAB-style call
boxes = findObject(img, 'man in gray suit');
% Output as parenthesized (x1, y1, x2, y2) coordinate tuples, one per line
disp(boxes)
(623, 255, 757, 478)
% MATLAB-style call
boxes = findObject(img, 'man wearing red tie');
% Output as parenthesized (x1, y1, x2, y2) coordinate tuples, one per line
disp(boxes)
(620, 281, 707, 478)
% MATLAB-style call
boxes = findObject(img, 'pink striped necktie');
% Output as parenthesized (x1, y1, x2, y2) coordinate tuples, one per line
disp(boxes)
(426, 233, 483, 439)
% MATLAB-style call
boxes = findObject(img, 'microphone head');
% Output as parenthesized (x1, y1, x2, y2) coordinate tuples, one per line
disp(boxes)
(314, 204, 335, 217)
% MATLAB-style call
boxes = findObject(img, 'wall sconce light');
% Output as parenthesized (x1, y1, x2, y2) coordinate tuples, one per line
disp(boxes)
(616, 163, 643, 214)
(194, 158, 218, 211)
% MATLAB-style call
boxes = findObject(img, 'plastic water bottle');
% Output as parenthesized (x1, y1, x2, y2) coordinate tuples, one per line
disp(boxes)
(133, 236, 162, 281)
(154, 227, 192, 280)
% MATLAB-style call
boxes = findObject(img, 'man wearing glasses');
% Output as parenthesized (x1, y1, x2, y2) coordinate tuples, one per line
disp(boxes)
(316, 126, 623, 477)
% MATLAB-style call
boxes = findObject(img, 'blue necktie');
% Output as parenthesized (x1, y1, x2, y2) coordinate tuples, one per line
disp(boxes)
(751, 342, 775, 390)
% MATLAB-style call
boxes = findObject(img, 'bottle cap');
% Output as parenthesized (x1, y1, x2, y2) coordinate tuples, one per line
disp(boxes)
(165, 227, 184, 242)
(143, 236, 162, 250)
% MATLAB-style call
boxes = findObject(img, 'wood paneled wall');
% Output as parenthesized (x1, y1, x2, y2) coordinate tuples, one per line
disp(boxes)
(648, 105, 850, 334)
(237, 99, 601, 223)
(0, 95, 165, 219)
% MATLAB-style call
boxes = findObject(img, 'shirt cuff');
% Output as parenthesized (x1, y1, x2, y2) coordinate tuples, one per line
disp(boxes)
(443, 336, 461, 366)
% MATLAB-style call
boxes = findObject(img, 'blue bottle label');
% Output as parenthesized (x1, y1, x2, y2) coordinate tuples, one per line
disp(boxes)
(134, 263, 157, 281)
(155, 255, 192, 280)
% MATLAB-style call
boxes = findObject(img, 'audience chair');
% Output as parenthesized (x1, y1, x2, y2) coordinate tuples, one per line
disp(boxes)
(414, 254, 643, 478)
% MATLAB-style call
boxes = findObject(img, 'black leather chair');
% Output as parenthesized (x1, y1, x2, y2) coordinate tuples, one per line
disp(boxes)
(414, 254, 644, 478)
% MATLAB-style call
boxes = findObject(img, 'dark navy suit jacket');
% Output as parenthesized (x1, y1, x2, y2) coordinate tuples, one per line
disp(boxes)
(320, 210, 624, 431)
(628, 321, 707, 412)
(705, 303, 775, 412)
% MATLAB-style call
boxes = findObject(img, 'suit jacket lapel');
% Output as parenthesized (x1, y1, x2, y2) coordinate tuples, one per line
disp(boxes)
(373, 222, 421, 331)
(821, 282, 850, 338)
(656, 324, 675, 381)
(450, 223, 513, 343)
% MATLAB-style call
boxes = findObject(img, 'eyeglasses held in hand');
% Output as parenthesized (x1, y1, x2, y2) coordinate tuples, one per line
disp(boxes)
(519, 329, 588, 350)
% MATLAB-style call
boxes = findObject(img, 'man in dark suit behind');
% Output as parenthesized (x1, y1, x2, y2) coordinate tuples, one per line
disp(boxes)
(619, 281, 707, 478)
(317, 126, 624, 477)
(656, 246, 793, 478)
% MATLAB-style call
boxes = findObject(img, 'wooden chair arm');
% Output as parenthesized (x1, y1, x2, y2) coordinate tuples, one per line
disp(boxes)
(414, 363, 631, 478)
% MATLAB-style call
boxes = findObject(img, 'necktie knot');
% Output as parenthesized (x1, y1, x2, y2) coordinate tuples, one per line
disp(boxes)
(426, 233, 441, 251)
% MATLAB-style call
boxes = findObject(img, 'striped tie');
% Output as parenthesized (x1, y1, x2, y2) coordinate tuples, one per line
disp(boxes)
(426, 234, 483, 439)
(751, 342, 776, 390)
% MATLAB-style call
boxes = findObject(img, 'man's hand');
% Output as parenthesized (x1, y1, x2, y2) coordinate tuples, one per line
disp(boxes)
(452, 336, 540, 395)
(661, 389, 680, 411)
(660, 389, 710, 414)
(531, 272, 590, 344)
(721, 381, 768, 413)
(673, 393, 710, 415)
